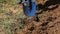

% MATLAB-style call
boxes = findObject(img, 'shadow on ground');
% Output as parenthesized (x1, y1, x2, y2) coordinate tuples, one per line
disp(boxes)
(37, 0, 60, 11)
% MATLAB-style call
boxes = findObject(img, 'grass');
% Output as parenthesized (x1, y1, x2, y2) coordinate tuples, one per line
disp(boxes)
(0, 0, 27, 34)
(0, 0, 4, 3)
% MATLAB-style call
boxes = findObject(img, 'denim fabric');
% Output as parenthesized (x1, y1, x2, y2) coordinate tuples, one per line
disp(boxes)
(23, 1, 36, 17)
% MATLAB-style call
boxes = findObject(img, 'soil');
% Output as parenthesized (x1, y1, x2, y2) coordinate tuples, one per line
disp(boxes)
(17, 0, 60, 34)
(17, 5, 60, 34)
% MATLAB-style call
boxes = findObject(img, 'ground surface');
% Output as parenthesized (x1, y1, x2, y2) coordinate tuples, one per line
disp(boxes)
(0, 0, 60, 34)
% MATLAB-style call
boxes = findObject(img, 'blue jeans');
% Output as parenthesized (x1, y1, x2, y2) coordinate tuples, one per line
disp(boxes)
(23, 0, 36, 17)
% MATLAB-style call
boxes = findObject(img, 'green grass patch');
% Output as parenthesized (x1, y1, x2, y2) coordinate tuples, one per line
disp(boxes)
(0, 0, 4, 3)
